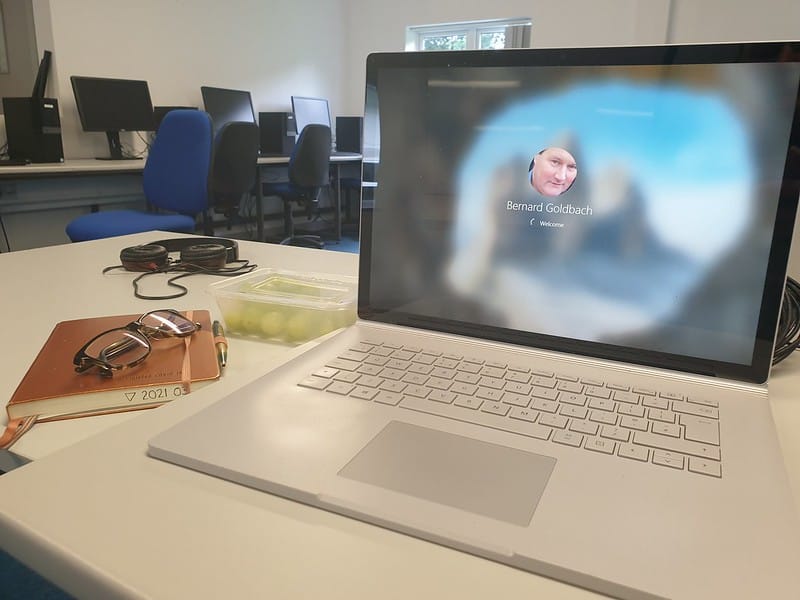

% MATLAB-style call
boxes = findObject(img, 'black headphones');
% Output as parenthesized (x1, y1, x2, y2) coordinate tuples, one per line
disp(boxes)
(106, 237, 255, 300)
(118, 237, 239, 272)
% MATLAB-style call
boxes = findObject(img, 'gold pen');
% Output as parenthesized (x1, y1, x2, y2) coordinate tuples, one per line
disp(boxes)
(212, 320, 228, 368)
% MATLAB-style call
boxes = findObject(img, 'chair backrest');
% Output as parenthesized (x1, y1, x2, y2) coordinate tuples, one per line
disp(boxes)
(209, 121, 260, 212)
(143, 110, 213, 215)
(289, 124, 331, 189)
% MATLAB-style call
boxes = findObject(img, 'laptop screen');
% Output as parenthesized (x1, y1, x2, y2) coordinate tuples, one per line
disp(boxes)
(359, 42, 800, 384)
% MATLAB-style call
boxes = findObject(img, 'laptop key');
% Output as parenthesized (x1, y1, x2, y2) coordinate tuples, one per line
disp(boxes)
(356, 375, 384, 388)
(380, 380, 407, 393)
(589, 410, 617, 425)
(502, 392, 530, 407)
(618, 403, 646, 418)
(482, 402, 510, 416)
(680, 414, 720, 445)
(539, 414, 568, 429)
(688, 457, 722, 477)
(350, 386, 379, 401)
(476, 387, 504, 402)
(313, 367, 338, 379)
(671, 400, 720, 419)
(618, 443, 649, 462)
(505, 382, 532, 395)
(585, 437, 616, 454)
(451, 382, 478, 395)
(374, 391, 403, 405)
(326, 357, 360, 371)
(651, 422, 681, 438)
(559, 392, 586, 406)
(454, 396, 483, 410)
(652, 450, 685, 470)
(559, 404, 588, 419)
(298, 376, 331, 390)
(333, 371, 361, 383)
(327, 381, 355, 395)
(600, 426, 630, 442)
(400, 396, 550, 440)
(553, 430, 583, 447)
(570, 420, 599, 435)
(619, 415, 648, 431)
(633, 431, 721, 461)
(508, 407, 538, 422)
(428, 390, 456, 404)
(357, 364, 383, 376)
(339, 350, 368, 362)
(643, 396, 669, 410)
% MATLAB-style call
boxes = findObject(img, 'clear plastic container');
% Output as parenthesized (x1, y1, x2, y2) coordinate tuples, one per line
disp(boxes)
(208, 268, 357, 344)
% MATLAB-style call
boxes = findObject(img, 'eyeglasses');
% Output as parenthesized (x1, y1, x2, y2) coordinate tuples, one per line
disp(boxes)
(73, 309, 201, 377)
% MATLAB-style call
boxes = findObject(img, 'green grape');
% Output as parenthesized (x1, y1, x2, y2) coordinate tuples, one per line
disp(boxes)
(222, 309, 243, 333)
(259, 311, 285, 339)
(239, 305, 265, 335)
(285, 311, 314, 342)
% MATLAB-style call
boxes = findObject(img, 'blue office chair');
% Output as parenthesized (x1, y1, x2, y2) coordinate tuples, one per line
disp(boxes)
(65, 110, 214, 242)
(262, 124, 331, 248)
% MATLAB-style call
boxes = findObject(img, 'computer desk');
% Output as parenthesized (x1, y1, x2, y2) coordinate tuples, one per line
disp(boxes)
(0, 158, 146, 178)
(0, 155, 362, 246)
(0, 232, 798, 599)
(256, 152, 362, 242)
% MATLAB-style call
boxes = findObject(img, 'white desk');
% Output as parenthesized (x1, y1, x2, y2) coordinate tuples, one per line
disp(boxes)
(0, 158, 145, 179)
(0, 233, 798, 600)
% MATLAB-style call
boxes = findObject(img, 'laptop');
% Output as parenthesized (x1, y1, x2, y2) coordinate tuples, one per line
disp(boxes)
(149, 42, 800, 599)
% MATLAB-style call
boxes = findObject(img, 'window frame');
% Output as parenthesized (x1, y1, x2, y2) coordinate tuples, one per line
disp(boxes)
(405, 18, 532, 52)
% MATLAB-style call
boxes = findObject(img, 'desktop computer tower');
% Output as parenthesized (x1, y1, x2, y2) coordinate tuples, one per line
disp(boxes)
(2, 97, 64, 163)
(258, 111, 296, 154)
(336, 116, 362, 152)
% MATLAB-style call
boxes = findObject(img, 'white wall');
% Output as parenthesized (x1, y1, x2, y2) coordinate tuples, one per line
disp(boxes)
(31, 0, 346, 159)
(20, 0, 800, 275)
(340, 0, 672, 114)
(30, 0, 800, 155)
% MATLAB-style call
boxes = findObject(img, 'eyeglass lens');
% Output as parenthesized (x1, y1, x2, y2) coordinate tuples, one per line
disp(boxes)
(84, 330, 150, 369)
(138, 310, 198, 336)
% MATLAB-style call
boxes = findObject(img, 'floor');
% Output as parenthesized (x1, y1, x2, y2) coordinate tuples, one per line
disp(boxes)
(0, 233, 359, 599)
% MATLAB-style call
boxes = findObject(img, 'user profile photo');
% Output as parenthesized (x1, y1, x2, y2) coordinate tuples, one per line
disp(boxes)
(528, 147, 578, 197)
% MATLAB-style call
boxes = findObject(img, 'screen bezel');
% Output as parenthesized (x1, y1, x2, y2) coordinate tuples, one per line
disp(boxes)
(70, 75, 155, 133)
(358, 41, 800, 385)
(291, 95, 332, 135)
(200, 86, 256, 133)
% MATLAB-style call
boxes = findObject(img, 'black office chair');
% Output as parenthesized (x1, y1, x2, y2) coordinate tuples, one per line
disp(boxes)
(263, 124, 331, 248)
(208, 121, 260, 233)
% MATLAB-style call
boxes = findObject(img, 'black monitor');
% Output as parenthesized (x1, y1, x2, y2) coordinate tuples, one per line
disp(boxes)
(70, 76, 155, 160)
(200, 86, 256, 134)
(291, 96, 331, 136)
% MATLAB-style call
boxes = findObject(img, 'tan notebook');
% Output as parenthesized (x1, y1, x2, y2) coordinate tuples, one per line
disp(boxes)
(1, 310, 219, 448)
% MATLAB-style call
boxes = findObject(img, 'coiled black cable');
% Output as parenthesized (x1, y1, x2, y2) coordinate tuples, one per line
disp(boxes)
(774, 276, 800, 365)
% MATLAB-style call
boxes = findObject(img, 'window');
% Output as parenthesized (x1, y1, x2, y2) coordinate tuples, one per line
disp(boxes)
(406, 18, 531, 52)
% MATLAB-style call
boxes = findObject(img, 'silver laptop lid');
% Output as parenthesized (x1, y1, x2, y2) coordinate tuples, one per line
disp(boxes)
(357, 42, 800, 384)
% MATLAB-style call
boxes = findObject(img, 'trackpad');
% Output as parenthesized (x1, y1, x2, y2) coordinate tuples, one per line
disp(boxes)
(338, 421, 556, 526)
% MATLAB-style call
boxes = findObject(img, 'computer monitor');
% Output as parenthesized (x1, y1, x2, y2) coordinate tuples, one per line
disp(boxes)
(200, 86, 256, 134)
(291, 96, 332, 136)
(70, 76, 155, 160)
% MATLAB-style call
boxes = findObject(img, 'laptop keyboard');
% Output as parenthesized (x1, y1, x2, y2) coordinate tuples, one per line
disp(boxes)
(298, 339, 722, 478)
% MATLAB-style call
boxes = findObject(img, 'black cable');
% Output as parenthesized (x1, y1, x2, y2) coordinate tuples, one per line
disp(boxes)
(773, 276, 800, 365)
(103, 260, 257, 300)
(0, 214, 10, 252)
